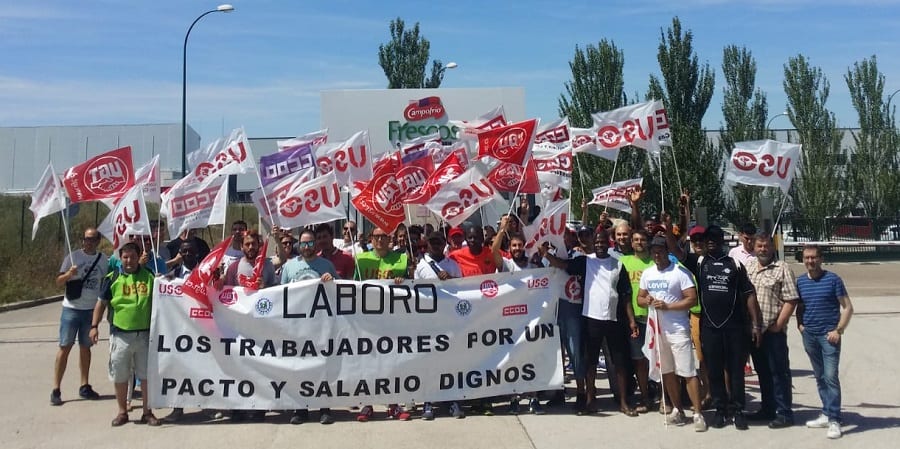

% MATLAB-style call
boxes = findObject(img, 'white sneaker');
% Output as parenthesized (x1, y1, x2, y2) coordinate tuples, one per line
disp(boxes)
(826, 421, 842, 439)
(666, 408, 687, 426)
(694, 413, 708, 432)
(806, 413, 829, 428)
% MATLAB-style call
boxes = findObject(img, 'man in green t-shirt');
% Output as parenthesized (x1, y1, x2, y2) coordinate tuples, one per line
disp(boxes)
(89, 242, 160, 427)
(619, 229, 655, 413)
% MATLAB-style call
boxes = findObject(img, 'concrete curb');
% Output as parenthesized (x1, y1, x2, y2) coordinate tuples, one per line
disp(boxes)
(0, 295, 62, 313)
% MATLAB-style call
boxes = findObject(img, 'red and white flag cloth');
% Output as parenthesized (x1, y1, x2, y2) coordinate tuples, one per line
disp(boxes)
(450, 105, 508, 141)
(571, 126, 619, 161)
(62, 146, 135, 203)
(724, 139, 801, 195)
(406, 150, 467, 205)
(534, 117, 572, 153)
(251, 167, 316, 226)
(641, 307, 662, 382)
(99, 155, 161, 208)
(477, 118, 539, 166)
(277, 128, 328, 152)
(271, 172, 344, 229)
(315, 130, 373, 191)
(487, 159, 541, 194)
(29, 163, 66, 240)
(189, 127, 257, 182)
(160, 173, 229, 239)
(523, 199, 570, 258)
(591, 100, 672, 155)
(183, 236, 234, 310)
(588, 177, 643, 213)
(239, 238, 269, 291)
(97, 184, 153, 251)
(534, 150, 573, 191)
(398, 148, 436, 200)
(425, 164, 507, 228)
(352, 156, 406, 233)
(399, 133, 442, 156)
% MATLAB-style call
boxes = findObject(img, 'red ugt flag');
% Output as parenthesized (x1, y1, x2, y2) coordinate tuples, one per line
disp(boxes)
(477, 118, 538, 166)
(183, 236, 233, 310)
(352, 155, 405, 233)
(239, 238, 269, 291)
(63, 146, 135, 203)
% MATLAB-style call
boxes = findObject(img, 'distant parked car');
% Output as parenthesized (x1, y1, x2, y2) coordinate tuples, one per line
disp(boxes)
(881, 225, 900, 241)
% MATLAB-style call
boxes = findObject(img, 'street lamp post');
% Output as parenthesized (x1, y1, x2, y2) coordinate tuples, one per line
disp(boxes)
(435, 61, 457, 86)
(767, 111, 789, 131)
(887, 88, 900, 119)
(181, 4, 235, 177)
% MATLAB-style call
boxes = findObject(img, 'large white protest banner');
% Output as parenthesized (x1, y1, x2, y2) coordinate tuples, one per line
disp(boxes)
(148, 269, 565, 409)
(724, 139, 801, 195)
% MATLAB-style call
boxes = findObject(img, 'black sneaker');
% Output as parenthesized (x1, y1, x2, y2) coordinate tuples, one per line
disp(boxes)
(319, 408, 334, 425)
(574, 393, 586, 415)
(79, 384, 100, 400)
(290, 409, 308, 425)
(734, 411, 749, 430)
(50, 389, 62, 406)
(712, 411, 728, 429)
(768, 415, 794, 429)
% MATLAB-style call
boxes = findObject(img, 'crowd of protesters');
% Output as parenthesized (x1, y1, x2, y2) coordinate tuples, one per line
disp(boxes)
(51, 192, 853, 439)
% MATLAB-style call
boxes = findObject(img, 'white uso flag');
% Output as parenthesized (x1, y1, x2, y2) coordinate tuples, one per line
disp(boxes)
(724, 140, 802, 195)
(523, 199, 570, 258)
(97, 184, 152, 250)
(160, 173, 229, 239)
(591, 100, 672, 154)
(426, 164, 507, 228)
(29, 163, 66, 240)
(588, 177, 643, 213)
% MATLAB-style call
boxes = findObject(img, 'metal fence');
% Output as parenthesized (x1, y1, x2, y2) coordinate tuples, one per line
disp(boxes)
(782, 216, 900, 261)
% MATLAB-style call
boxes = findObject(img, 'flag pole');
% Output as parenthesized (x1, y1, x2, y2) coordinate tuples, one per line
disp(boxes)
(656, 152, 665, 215)
(668, 146, 684, 196)
(141, 190, 159, 276)
(504, 158, 533, 221)
(652, 307, 668, 429)
(59, 198, 75, 267)
(252, 170, 279, 230)
(771, 193, 792, 238)
(602, 150, 622, 214)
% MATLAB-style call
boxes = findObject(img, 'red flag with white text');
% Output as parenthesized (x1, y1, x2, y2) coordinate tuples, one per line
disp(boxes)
(477, 118, 539, 166)
(405, 150, 466, 205)
(183, 236, 234, 310)
(487, 159, 541, 194)
(62, 146, 135, 203)
(352, 156, 405, 233)
(239, 239, 269, 291)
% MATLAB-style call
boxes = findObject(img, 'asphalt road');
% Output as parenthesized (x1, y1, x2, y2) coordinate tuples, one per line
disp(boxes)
(2, 262, 898, 449)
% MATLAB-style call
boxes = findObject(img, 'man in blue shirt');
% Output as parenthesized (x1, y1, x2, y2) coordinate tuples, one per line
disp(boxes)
(796, 245, 854, 440)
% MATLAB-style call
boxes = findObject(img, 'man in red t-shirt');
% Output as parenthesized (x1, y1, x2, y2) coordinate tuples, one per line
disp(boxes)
(315, 224, 356, 279)
(449, 225, 499, 277)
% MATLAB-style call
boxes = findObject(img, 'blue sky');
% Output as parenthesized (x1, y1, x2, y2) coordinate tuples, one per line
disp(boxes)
(1, 0, 898, 148)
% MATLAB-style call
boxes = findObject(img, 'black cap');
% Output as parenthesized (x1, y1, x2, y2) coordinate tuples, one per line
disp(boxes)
(576, 225, 594, 235)
(705, 225, 725, 242)
(649, 236, 668, 248)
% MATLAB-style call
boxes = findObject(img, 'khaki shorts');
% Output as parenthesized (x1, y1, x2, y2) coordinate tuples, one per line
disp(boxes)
(108, 331, 149, 383)
(659, 331, 697, 378)
(690, 313, 703, 363)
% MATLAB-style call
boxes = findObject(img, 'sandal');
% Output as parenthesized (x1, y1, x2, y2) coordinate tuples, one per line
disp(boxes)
(139, 412, 162, 426)
(111, 413, 129, 427)
(635, 404, 649, 414)
(621, 407, 639, 417)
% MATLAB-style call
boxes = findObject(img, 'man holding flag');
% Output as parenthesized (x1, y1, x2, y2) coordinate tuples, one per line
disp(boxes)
(637, 236, 706, 432)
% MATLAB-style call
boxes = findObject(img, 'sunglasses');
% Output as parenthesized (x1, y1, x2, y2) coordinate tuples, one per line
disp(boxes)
(297, 241, 315, 248)
(82, 236, 100, 241)
(280, 241, 293, 245)
(344, 227, 356, 231)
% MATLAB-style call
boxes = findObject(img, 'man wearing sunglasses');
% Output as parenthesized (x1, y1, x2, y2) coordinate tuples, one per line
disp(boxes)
(51, 228, 108, 406)
(280, 229, 337, 425)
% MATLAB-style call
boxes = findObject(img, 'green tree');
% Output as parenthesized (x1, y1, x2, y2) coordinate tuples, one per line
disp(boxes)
(719, 45, 769, 226)
(378, 18, 446, 89)
(844, 56, 900, 221)
(557, 40, 638, 224)
(647, 17, 722, 221)
(783, 55, 846, 240)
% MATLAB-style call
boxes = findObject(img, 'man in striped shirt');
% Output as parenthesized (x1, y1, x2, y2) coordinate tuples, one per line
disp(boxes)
(796, 245, 854, 439)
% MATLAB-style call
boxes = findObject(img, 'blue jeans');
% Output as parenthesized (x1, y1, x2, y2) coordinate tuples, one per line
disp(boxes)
(557, 300, 585, 379)
(750, 330, 793, 419)
(801, 331, 841, 422)
(59, 307, 93, 347)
